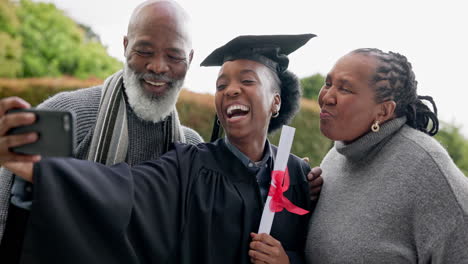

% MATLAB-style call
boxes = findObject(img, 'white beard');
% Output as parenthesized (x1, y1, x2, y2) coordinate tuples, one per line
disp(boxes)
(123, 64, 184, 123)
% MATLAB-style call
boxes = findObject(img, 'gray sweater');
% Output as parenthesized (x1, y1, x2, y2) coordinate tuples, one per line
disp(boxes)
(0, 86, 203, 240)
(305, 117, 468, 264)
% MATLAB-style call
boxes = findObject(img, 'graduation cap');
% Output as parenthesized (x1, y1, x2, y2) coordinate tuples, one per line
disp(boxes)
(201, 34, 316, 73)
(200, 34, 316, 141)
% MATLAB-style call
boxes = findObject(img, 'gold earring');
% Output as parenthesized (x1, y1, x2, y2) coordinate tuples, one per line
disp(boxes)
(371, 121, 380, 132)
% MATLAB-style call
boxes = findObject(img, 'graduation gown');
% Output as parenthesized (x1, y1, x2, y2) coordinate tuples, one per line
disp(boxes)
(29, 139, 311, 263)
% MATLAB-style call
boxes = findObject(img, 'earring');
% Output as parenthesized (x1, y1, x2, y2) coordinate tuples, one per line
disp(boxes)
(371, 121, 380, 132)
(272, 110, 279, 118)
(216, 118, 221, 125)
(271, 105, 280, 118)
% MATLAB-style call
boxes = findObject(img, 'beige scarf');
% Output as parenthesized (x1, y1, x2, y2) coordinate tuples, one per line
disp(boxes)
(87, 70, 185, 165)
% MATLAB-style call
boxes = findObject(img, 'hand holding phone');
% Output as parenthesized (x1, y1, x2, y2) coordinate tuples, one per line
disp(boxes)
(0, 97, 39, 163)
(6, 109, 76, 157)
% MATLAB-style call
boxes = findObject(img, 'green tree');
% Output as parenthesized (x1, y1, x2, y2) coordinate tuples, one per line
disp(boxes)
(301, 73, 324, 100)
(17, 0, 82, 77)
(0, 0, 122, 79)
(0, 0, 22, 77)
(0, 0, 18, 35)
(74, 42, 122, 79)
(435, 122, 468, 176)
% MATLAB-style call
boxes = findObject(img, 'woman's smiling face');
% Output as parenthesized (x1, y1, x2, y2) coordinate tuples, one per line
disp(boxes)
(215, 59, 280, 141)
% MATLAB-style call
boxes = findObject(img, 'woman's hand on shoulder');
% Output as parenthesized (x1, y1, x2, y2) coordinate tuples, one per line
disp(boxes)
(308, 167, 323, 201)
(249, 232, 290, 264)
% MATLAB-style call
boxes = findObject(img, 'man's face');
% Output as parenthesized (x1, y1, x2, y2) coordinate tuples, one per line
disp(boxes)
(122, 6, 193, 122)
(124, 17, 192, 98)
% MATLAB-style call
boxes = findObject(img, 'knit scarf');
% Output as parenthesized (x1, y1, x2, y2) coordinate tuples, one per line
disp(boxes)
(87, 70, 185, 165)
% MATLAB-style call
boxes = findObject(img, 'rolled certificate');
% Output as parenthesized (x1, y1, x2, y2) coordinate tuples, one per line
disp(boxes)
(258, 125, 296, 234)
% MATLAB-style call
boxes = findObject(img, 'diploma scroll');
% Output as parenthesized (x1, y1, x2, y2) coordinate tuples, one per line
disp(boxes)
(258, 125, 295, 234)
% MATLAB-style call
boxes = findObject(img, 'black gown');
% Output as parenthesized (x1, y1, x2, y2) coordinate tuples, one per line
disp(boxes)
(29, 139, 311, 263)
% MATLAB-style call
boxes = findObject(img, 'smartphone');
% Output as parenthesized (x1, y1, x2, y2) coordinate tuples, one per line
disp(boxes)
(7, 109, 76, 157)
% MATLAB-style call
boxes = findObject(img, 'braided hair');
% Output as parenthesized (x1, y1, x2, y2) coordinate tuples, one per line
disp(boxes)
(351, 48, 439, 136)
(268, 70, 302, 133)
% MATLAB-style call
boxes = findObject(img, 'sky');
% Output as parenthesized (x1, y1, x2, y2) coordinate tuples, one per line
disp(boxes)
(36, 0, 468, 137)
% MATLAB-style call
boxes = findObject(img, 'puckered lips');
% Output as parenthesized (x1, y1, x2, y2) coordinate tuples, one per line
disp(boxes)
(141, 78, 170, 96)
(319, 109, 333, 120)
(225, 103, 250, 123)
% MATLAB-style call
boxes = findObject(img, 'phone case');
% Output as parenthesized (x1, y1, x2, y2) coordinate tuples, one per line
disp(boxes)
(7, 109, 76, 157)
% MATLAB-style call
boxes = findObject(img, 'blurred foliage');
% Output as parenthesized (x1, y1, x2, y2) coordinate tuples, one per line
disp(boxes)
(0, 0, 22, 77)
(78, 23, 102, 43)
(0, 32, 22, 77)
(435, 122, 468, 175)
(0, 77, 102, 105)
(72, 41, 122, 79)
(0, 0, 19, 36)
(301, 73, 324, 100)
(177, 90, 217, 143)
(0, 0, 122, 79)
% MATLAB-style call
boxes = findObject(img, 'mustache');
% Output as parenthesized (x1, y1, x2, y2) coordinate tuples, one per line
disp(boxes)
(133, 71, 175, 83)
(123, 64, 185, 92)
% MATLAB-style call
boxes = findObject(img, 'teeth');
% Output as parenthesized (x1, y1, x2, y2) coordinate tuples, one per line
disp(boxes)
(145, 80, 166, 86)
(227, 104, 249, 115)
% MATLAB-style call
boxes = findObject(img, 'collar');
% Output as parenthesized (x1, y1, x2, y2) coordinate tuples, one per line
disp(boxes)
(224, 137, 273, 169)
(335, 116, 407, 161)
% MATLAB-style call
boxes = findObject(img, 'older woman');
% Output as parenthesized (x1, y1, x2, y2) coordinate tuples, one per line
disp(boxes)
(305, 49, 468, 263)
(2, 34, 317, 264)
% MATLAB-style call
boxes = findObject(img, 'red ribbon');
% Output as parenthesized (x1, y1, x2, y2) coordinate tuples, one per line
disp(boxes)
(268, 168, 309, 215)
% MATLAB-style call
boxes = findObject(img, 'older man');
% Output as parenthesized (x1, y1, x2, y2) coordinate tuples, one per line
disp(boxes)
(0, 0, 202, 261)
